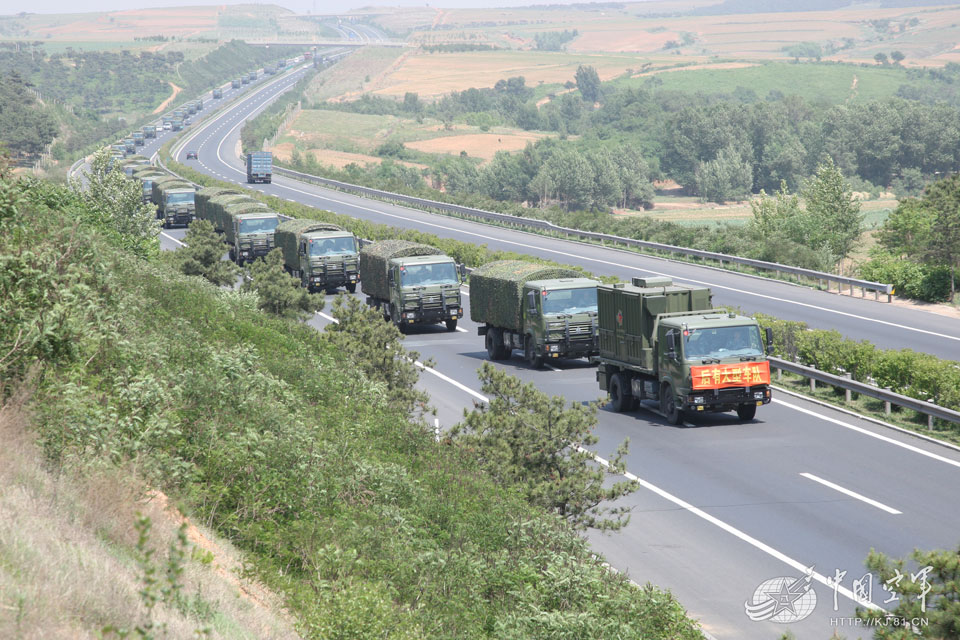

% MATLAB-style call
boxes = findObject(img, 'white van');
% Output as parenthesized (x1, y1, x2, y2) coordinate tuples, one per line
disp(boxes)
(163, 122, 172, 131)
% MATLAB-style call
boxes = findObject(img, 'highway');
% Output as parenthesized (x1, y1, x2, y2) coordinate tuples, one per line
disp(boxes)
(148, 64, 960, 639)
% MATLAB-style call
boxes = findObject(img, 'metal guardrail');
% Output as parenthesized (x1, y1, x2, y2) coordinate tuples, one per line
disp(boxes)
(272, 165, 895, 301)
(769, 357, 960, 428)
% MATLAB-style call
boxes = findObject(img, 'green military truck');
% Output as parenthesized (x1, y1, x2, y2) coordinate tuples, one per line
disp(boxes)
(232, 79, 241, 89)
(471, 260, 599, 368)
(132, 131, 145, 146)
(118, 155, 150, 177)
(142, 125, 156, 139)
(221, 205, 279, 265)
(275, 219, 359, 293)
(151, 176, 196, 228)
(171, 119, 183, 132)
(360, 240, 463, 332)
(123, 138, 136, 154)
(213, 88, 223, 99)
(133, 167, 166, 204)
(195, 187, 243, 230)
(594, 276, 773, 424)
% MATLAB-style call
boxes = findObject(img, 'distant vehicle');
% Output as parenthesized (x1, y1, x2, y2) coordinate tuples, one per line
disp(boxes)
(246, 151, 272, 184)
(213, 88, 222, 99)
(186, 151, 198, 160)
(232, 78, 241, 88)
(155, 125, 163, 134)
(163, 122, 172, 131)
(241, 75, 250, 85)
(132, 131, 145, 146)
(142, 125, 156, 139)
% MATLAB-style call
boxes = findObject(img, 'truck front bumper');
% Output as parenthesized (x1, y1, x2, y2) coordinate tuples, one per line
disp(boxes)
(541, 338, 599, 360)
(166, 212, 195, 227)
(308, 270, 359, 291)
(684, 386, 772, 412)
(399, 305, 462, 325)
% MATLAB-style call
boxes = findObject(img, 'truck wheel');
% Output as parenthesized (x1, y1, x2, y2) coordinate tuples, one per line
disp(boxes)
(736, 403, 757, 421)
(485, 329, 500, 360)
(229, 248, 236, 262)
(660, 384, 682, 425)
(609, 373, 632, 413)
(524, 335, 544, 369)
(445, 318, 458, 332)
(346, 283, 357, 294)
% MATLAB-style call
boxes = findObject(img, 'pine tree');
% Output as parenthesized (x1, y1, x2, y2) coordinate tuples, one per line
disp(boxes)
(452, 363, 638, 531)
(242, 249, 323, 319)
(174, 219, 239, 286)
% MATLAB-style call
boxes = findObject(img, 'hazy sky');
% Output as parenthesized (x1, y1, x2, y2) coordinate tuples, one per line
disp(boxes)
(15, 0, 585, 14)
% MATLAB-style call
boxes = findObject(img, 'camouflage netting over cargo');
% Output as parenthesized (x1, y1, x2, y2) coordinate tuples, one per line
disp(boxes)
(133, 167, 165, 179)
(469, 260, 581, 330)
(359, 239, 443, 300)
(196, 187, 242, 223)
(151, 178, 193, 205)
(208, 194, 254, 231)
(275, 219, 344, 267)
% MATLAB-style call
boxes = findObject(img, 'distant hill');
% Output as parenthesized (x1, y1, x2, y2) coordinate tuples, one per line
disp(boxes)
(691, 0, 949, 15)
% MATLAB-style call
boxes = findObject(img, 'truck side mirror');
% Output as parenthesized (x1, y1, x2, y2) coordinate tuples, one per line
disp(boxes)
(765, 327, 774, 355)
(458, 263, 467, 282)
(388, 270, 395, 285)
(666, 332, 678, 360)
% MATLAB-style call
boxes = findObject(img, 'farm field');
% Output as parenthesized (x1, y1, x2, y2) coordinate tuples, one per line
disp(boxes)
(283, 108, 557, 158)
(305, 47, 408, 103)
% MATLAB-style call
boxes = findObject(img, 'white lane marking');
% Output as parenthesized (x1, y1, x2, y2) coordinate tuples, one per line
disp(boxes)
(545, 363, 561, 372)
(414, 360, 488, 403)
(799, 472, 902, 515)
(455, 326, 468, 333)
(582, 447, 883, 612)
(161, 231, 184, 246)
(774, 398, 960, 470)
(257, 177, 960, 344)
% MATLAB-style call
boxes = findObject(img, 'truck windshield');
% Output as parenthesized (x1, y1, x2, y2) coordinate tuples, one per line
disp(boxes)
(683, 326, 764, 361)
(309, 236, 356, 256)
(166, 192, 194, 205)
(541, 287, 597, 315)
(239, 217, 279, 234)
(400, 262, 458, 286)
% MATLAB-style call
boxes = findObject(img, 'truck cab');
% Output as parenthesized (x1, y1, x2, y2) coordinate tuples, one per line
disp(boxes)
(518, 278, 599, 366)
(387, 255, 463, 331)
(123, 138, 135, 154)
(296, 230, 359, 292)
(132, 131, 144, 146)
(230, 213, 280, 264)
(161, 189, 195, 228)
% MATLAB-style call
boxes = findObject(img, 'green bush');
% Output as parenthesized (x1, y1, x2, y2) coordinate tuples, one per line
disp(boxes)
(859, 254, 952, 302)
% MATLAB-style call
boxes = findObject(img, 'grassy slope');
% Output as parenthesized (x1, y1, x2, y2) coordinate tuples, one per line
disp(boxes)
(1, 179, 702, 638)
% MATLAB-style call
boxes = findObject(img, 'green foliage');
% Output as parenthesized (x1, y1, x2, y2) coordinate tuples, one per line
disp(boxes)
(802, 158, 864, 270)
(325, 294, 432, 418)
(694, 145, 753, 203)
(243, 249, 324, 319)
(0, 72, 58, 158)
(74, 148, 159, 258)
(859, 253, 951, 302)
(534, 29, 579, 51)
(452, 363, 638, 531)
(575, 65, 602, 103)
(856, 545, 960, 639)
(173, 219, 240, 287)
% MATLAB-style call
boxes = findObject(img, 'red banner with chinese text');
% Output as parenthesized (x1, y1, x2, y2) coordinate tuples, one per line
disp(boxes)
(690, 361, 770, 390)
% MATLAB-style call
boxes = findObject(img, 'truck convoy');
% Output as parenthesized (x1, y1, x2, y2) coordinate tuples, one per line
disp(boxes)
(472, 260, 600, 368)
(246, 152, 272, 184)
(360, 240, 463, 331)
(151, 176, 196, 228)
(195, 187, 279, 265)
(275, 219, 359, 293)
(594, 276, 773, 423)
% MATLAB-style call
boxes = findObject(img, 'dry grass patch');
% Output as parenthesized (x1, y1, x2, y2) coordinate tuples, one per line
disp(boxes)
(405, 132, 546, 161)
(271, 143, 427, 170)
(0, 389, 301, 640)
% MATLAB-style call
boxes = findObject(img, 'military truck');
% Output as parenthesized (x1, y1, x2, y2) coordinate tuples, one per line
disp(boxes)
(110, 143, 128, 158)
(132, 131, 145, 146)
(471, 260, 599, 368)
(594, 276, 773, 424)
(171, 119, 183, 132)
(232, 78, 241, 89)
(151, 177, 196, 228)
(360, 240, 463, 331)
(142, 125, 156, 139)
(241, 75, 250, 85)
(195, 187, 243, 230)
(204, 193, 253, 232)
(173, 109, 185, 120)
(123, 138, 136, 154)
(133, 167, 166, 204)
(221, 204, 279, 265)
(213, 88, 223, 99)
(246, 152, 272, 184)
(185, 101, 197, 115)
(195, 97, 203, 110)
(119, 155, 149, 177)
(275, 219, 359, 293)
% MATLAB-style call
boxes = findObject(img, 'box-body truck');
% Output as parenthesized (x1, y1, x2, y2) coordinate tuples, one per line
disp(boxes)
(132, 131, 145, 146)
(142, 125, 156, 139)
(246, 152, 272, 184)
(594, 276, 773, 424)
(472, 260, 599, 368)
(275, 219, 359, 293)
(213, 88, 223, 99)
(360, 240, 463, 332)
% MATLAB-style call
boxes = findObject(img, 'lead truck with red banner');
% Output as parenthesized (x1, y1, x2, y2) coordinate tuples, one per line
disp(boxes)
(594, 276, 773, 424)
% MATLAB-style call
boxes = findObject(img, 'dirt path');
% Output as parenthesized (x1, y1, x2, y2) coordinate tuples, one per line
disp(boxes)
(153, 82, 182, 115)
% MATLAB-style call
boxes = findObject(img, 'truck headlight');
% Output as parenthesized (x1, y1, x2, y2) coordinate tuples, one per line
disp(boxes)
(547, 344, 560, 352)
(754, 392, 764, 400)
